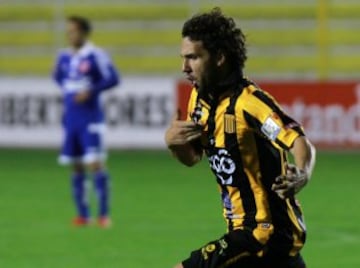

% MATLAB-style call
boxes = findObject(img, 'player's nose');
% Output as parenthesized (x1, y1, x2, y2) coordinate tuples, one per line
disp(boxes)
(182, 59, 191, 73)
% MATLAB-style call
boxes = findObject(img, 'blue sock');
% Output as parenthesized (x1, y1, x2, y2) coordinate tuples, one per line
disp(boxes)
(94, 171, 110, 217)
(71, 173, 89, 219)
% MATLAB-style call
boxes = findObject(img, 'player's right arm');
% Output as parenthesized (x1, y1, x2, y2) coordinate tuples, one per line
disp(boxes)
(165, 112, 203, 167)
(165, 88, 203, 167)
(52, 52, 64, 87)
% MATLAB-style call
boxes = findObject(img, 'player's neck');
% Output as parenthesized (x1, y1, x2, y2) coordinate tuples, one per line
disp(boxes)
(214, 68, 243, 100)
(71, 41, 87, 52)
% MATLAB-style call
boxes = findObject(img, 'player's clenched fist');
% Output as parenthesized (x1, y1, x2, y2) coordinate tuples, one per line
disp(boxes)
(74, 90, 91, 103)
(165, 112, 203, 148)
(272, 163, 309, 199)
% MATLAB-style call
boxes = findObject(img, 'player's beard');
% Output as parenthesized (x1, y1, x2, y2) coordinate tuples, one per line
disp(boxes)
(197, 63, 221, 102)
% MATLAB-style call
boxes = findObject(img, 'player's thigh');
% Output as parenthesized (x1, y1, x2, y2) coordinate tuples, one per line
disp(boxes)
(81, 124, 106, 163)
(59, 128, 83, 163)
(181, 229, 263, 268)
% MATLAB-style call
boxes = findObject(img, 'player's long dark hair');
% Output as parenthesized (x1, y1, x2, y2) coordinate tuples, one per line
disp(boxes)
(182, 7, 247, 71)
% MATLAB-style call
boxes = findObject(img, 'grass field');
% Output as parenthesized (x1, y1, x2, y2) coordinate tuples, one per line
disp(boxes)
(0, 149, 359, 267)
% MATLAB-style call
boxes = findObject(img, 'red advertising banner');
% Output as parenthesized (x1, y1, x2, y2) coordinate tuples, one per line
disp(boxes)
(177, 80, 360, 149)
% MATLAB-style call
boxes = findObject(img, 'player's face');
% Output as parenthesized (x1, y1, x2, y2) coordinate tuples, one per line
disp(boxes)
(66, 22, 86, 49)
(181, 37, 218, 91)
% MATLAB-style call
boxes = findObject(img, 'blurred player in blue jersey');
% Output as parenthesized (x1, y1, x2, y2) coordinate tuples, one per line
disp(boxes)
(52, 16, 120, 228)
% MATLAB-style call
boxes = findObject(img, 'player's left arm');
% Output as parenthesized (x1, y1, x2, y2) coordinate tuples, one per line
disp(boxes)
(272, 136, 316, 199)
(290, 136, 316, 183)
(243, 87, 316, 198)
(91, 49, 120, 94)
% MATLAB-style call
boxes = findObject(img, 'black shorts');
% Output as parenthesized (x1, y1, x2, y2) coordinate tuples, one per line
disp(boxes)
(181, 229, 306, 268)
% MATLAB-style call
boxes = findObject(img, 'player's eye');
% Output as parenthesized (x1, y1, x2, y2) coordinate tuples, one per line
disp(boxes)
(184, 54, 198, 60)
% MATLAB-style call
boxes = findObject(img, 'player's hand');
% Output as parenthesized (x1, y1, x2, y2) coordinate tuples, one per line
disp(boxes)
(74, 90, 91, 103)
(165, 111, 203, 148)
(272, 163, 309, 199)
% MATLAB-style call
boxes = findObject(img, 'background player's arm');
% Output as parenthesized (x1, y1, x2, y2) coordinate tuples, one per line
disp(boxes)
(52, 53, 63, 87)
(75, 50, 119, 103)
(91, 50, 120, 94)
(165, 112, 203, 167)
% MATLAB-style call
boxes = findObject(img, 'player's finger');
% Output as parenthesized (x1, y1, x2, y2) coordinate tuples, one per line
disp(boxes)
(184, 127, 203, 136)
(287, 163, 299, 175)
(170, 137, 190, 146)
(275, 174, 298, 184)
(275, 175, 286, 183)
(272, 182, 288, 191)
(274, 189, 286, 199)
(186, 132, 202, 142)
(285, 174, 298, 182)
(185, 129, 202, 138)
(275, 188, 294, 199)
(272, 178, 295, 190)
(280, 188, 295, 199)
(176, 121, 202, 129)
(275, 181, 297, 196)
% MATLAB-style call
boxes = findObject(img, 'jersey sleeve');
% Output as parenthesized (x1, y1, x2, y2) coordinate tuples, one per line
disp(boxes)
(185, 87, 206, 153)
(242, 86, 305, 150)
(91, 49, 120, 94)
(52, 52, 63, 87)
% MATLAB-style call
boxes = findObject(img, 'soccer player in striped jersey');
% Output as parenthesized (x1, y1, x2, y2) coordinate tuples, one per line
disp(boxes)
(165, 8, 316, 268)
(53, 16, 120, 228)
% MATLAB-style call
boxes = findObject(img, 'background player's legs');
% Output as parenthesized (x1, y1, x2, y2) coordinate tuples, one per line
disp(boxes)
(88, 161, 111, 227)
(59, 129, 90, 225)
(71, 162, 89, 225)
(82, 125, 111, 227)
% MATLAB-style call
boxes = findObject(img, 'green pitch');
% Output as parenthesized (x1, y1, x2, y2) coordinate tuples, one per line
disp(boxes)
(0, 149, 359, 267)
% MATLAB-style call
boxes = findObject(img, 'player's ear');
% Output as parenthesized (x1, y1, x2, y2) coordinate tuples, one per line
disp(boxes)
(216, 52, 226, 67)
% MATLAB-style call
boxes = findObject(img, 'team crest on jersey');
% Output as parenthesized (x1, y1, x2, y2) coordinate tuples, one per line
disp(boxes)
(79, 60, 90, 73)
(261, 113, 281, 141)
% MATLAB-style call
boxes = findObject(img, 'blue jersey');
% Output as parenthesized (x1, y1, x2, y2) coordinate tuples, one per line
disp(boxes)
(53, 42, 119, 129)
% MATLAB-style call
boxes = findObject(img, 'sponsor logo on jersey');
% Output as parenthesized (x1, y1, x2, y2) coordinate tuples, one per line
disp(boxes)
(209, 149, 236, 186)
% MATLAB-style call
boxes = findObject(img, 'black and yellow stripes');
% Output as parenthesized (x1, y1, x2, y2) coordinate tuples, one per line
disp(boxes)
(287, 199, 307, 256)
(242, 85, 304, 149)
(186, 79, 307, 256)
(224, 89, 257, 230)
